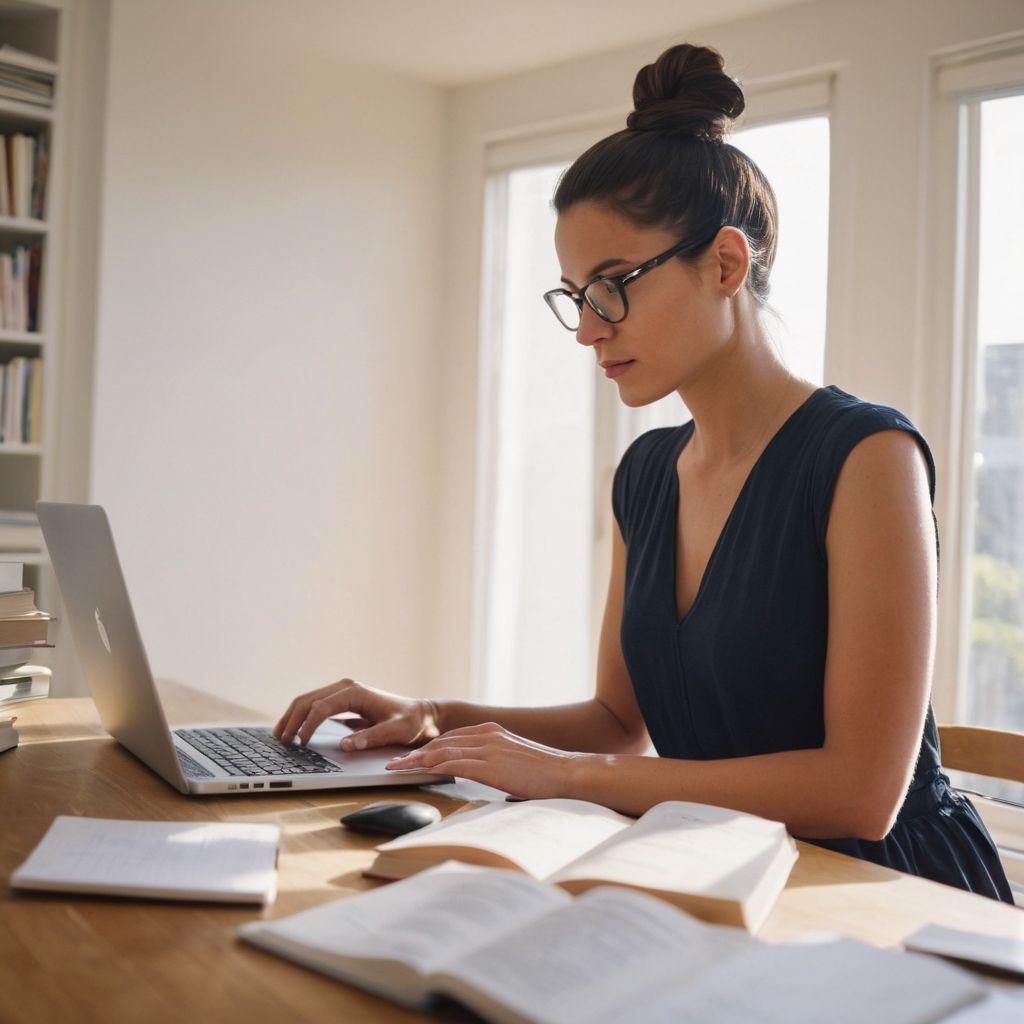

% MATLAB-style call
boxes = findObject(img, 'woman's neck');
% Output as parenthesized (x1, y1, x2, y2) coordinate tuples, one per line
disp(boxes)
(676, 331, 815, 470)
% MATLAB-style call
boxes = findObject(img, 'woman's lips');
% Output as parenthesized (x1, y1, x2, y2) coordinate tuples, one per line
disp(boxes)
(604, 360, 636, 379)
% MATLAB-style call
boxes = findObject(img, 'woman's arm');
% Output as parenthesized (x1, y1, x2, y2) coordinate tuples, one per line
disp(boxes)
(563, 429, 936, 837)
(391, 430, 936, 842)
(433, 523, 650, 756)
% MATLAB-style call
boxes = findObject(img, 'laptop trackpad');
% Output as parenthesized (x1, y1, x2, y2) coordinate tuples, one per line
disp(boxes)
(304, 718, 416, 770)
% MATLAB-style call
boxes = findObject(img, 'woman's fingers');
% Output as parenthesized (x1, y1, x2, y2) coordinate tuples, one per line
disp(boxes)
(294, 688, 368, 745)
(273, 680, 347, 740)
(389, 756, 490, 782)
(387, 740, 489, 770)
(278, 680, 361, 745)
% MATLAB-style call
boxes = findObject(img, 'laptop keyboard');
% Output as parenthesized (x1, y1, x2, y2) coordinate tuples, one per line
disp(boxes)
(176, 726, 342, 777)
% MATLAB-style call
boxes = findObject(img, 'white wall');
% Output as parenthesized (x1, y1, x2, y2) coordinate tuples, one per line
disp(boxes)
(89, 0, 444, 715)
(435, 0, 1024, 706)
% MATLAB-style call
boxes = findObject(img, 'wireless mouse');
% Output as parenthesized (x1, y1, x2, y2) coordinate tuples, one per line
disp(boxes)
(340, 801, 442, 837)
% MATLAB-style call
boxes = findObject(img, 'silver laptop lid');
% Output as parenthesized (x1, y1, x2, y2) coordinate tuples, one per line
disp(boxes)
(36, 501, 189, 793)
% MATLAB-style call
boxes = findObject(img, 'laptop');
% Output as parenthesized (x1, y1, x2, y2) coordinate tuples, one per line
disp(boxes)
(36, 501, 453, 795)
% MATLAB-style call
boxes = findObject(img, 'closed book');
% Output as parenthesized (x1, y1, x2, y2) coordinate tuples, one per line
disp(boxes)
(239, 861, 985, 1024)
(0, 137, 8, 217)
(0, 84, 52, 107)
(31, 134, 47, 221)
(0, 587, 38, 616)
(367, 798, 798, 933)
(0, 664, 50, 703)
(0, 45, 59, 78)
(0, 611, 50, 647)
(7, 135, 20, 217)
(27, 357, 42, 442)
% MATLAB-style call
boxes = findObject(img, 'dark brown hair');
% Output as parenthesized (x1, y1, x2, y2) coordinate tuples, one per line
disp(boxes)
(553, 43, 779, 309)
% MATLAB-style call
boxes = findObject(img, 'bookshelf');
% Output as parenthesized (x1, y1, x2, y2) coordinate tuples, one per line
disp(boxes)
(0, 0, 64, 682)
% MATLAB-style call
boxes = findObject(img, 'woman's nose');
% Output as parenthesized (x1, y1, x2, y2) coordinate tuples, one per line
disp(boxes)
(575, 303, 609, 348)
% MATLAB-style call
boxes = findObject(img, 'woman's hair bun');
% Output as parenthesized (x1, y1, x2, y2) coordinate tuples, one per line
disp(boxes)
(627, 43, 745, 143)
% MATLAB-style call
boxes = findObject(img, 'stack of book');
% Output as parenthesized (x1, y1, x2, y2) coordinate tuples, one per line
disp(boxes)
(0, 355, 42, 443)
(0, 44, 56, 109)
(1, 560, 53, 752)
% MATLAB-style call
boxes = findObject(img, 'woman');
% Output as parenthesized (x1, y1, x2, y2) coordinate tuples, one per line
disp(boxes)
(274, 43, 1012, 903)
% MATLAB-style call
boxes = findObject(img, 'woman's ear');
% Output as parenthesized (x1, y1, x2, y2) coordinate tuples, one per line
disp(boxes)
(712, 226, 751, 298)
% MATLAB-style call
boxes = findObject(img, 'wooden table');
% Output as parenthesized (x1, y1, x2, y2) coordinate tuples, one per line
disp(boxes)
(2, 685, 1021, 1023)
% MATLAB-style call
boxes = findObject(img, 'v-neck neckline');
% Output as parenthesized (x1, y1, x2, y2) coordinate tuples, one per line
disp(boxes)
(670, 385, 829, 628)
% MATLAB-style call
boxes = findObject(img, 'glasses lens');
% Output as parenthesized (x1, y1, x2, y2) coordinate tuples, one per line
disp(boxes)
(545, 291, 581, 330)
(584, 279, 625, 323)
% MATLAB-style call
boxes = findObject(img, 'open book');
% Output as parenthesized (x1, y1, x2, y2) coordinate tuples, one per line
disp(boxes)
(366, 798, 797, 932)
(238, 862, 985, 1024)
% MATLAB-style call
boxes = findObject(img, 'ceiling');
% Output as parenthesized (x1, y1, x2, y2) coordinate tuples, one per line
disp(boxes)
(302, 0, 807, 87)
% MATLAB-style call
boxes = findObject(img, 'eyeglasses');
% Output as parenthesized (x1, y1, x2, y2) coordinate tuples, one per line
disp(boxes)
(543, 228, 722, 332)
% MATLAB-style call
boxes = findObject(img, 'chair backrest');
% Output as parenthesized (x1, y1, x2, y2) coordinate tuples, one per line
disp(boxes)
(938, 725, 1024, 785)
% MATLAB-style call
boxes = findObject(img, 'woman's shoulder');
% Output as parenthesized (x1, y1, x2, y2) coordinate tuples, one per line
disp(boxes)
(612, 423, 688, 540)
(807, 385, 938, 554)
(813, 383, 921, 433)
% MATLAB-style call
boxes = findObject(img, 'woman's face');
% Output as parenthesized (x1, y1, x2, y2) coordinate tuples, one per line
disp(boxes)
(553, 200, 746, 407)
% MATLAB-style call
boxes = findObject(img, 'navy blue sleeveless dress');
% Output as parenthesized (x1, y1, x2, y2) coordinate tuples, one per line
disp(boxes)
(613, 383, 1013, 903)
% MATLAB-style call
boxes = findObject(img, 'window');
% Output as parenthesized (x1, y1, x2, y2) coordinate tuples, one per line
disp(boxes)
(476, 162, 594, 706)
(476, 110, 832, 708)
(963, 92, 1024, 733)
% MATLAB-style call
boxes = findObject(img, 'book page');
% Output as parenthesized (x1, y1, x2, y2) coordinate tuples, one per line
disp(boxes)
(547, 800, 795, 902)
(239, 862, 570, 978)
(10, 816, 279, 904)
(588, 938, 986, 1024)
(375, 799, 634, 878)
(443, 884, 750, 1024)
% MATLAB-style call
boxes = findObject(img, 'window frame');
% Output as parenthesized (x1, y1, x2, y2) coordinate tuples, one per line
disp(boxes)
(923, 36, 1024, 725)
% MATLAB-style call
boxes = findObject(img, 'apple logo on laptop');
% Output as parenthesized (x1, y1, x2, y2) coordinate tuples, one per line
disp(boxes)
(94, 607, 111, 654)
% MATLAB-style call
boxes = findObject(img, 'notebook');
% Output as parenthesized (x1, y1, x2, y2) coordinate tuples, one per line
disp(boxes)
(904, 923, 1024, 980)
(239, 861, 986, 1024)
(10, 816, 280, 904)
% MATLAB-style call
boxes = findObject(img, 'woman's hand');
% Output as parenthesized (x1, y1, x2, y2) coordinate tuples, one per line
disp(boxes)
(384, 722, 585, 799)
(272, 678, 441, 750)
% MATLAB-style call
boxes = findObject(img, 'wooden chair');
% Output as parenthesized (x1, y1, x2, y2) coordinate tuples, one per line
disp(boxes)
(938, 724, 1024, 905)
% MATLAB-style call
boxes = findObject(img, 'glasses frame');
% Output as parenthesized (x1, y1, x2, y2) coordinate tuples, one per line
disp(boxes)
(543, 227, 723, 331)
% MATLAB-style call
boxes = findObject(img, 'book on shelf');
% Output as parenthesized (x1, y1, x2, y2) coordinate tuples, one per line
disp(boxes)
(0, 663, 50, 704)
(0, 45, 56, 108)
(0, 711, 16, 753)
(365, 797, 798, 933)
(0, 44, 58, 79)
(2, 132, 48, 219)
(238, 860, 987, 1024)
(0, 244, 43, 332)
(0, 356, 43, 446)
